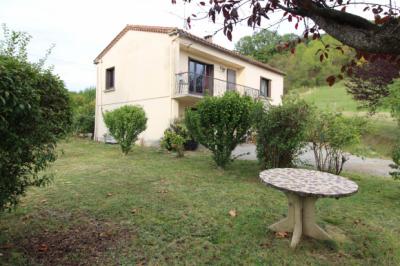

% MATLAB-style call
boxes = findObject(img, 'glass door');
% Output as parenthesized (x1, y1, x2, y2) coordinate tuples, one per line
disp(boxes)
(189, 59, 213, 94)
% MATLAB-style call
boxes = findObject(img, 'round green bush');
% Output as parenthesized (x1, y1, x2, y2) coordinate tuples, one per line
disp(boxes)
(103, 105, 147, 155)
(185, 91, 257, 168)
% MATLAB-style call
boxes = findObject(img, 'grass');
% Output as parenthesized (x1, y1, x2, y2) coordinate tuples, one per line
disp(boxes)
(300, 83, 361, 113)
(301, 83, 397, 159)
(1, 139, 400, 265)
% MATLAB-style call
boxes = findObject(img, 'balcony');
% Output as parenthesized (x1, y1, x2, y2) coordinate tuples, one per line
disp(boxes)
(174, 72, 267, 101)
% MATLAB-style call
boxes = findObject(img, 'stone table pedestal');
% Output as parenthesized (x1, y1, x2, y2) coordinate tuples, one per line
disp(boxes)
(260, 168, 358, 248)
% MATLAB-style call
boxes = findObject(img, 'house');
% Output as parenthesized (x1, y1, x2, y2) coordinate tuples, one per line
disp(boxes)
(94, 25, 285, 145)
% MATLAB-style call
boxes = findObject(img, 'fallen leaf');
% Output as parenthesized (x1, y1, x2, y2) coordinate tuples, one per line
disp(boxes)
(106, 193, 113, 197)
(228, 209, 237, 217)
(275, 231, 289, 238)
(131, 208, 138, 214)
(260, 242, 272, 248)
(38, 243, 48, 252)
(40, 199, 47, 204)
(157, 189, 168, 194)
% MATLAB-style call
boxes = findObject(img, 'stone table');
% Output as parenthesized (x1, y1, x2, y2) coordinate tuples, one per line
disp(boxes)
(259, 168, 358, 248)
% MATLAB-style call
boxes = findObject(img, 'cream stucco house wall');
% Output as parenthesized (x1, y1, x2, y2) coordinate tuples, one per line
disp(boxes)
(94, 25, 285, 145)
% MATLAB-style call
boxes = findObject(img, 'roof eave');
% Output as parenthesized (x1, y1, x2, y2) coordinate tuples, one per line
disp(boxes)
(177, 30, 286, 76)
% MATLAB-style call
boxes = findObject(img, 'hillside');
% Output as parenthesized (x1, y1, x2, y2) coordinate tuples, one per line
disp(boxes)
(300, 84, 397, 159)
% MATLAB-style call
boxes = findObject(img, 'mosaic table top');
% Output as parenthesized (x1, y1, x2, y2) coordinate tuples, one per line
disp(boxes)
(259, 168, 358, 198)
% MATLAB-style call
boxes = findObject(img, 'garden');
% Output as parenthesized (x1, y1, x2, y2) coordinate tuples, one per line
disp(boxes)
(2, 85, 400, 264)
(1, 139, 399, 265)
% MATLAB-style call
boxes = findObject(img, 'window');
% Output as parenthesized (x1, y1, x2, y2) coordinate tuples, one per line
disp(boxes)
(105, 67, 115, 90)
(260, 77, 271, 97)
(226, 69, 236, 91)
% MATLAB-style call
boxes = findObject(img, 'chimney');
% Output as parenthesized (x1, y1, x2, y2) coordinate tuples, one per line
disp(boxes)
(204, 35, 213, 43)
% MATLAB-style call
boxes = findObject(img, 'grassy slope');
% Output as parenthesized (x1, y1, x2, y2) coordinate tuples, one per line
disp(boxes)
(1, 139, 399, 265)
(301, 84, 397, 158)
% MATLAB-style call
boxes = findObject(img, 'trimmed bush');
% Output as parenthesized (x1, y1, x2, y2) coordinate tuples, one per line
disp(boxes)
(185, 91, 257, 168)
(103, 105, 147, 155)
(254, 99, 312, 169)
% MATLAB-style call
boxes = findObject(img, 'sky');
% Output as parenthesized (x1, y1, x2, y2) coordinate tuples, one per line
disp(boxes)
(0, 0, 393, 91)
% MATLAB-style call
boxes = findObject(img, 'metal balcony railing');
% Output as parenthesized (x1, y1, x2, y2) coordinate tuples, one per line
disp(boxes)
(175, 72, 267, 100)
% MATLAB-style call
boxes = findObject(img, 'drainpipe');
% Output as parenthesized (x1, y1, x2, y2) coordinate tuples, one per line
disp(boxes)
(169, 30, 180, 124)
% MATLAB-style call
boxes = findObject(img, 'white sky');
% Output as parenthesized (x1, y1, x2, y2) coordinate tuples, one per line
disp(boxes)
(0, 0, 395, 91)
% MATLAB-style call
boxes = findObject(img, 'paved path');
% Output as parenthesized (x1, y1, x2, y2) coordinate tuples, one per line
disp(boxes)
(232, 144, 393, 177)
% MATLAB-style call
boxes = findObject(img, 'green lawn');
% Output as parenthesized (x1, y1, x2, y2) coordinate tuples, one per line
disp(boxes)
(1, 139, 399, 265)
(301, 84, 398, 159)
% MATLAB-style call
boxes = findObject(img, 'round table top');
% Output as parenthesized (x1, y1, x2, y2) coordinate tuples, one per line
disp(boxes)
(259, 168, 358, 198)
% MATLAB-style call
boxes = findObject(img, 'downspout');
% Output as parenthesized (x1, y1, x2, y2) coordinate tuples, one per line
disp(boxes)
(94, 59, 103, 142)
(169, 29, 180, 124)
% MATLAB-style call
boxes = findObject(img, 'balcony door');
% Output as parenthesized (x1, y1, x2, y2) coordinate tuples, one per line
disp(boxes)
(189, 59, 213, 95)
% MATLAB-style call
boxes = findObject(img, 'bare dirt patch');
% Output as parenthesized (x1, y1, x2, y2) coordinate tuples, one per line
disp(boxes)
(11, 217, 136, 266)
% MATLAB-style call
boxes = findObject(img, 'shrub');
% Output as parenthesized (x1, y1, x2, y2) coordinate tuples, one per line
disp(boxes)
(308, 111, 365, 175)
(0, 55, 72, 212)
(161, 119, 198, 152)
(389, 143, 400, 180)
(386, 79, 400, 124)
(185, 91, 257, 168)
(254, 99, 312, 169)
(161, 130, 185, 157)
(103, 105, 147, 155)
(387, 80, 400, 180)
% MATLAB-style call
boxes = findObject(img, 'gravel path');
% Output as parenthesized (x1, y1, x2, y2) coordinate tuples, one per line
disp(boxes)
(232, 144, 393, 177)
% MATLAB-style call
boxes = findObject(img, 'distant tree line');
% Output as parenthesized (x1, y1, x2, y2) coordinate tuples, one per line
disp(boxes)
(235, 30, 353, 91)
(69, 87, 96, 137)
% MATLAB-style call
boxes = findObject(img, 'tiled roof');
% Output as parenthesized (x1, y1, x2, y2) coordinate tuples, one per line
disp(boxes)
(94, 25, 285, 75)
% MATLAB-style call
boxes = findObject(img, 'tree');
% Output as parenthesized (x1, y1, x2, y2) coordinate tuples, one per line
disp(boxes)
(174, 0, 400, 85)
(0, 26, 72, 211)
(175, 0, 400, 55)
(346, 58, 400, 113)
(69, 87, 96, 136)
(185, 91, 257, 168)
(236, 33, 353, 90)
(235, 29, 298, 63)
(103, 105, 147, 155)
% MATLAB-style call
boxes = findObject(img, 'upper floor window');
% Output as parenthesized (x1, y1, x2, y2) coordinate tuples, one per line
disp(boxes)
(188, 59, 213, 94)
(106, 67, 115, 90)
(260, 77, 271, 97)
